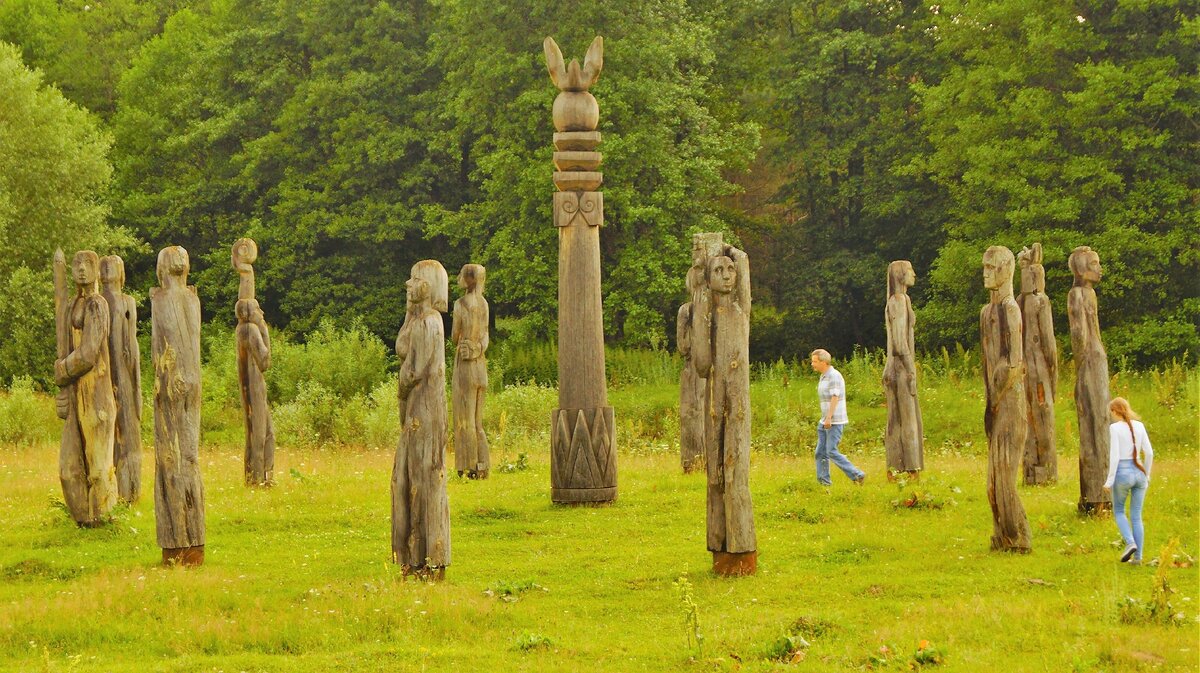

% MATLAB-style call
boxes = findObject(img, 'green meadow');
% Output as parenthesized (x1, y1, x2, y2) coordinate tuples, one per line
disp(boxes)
(1, 361, 1197, 672)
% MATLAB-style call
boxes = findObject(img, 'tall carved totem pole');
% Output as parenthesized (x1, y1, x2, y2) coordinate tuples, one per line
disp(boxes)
(544, 36, 617, 504)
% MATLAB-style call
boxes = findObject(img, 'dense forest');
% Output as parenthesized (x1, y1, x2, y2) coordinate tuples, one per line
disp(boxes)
(1, 0, 1196, 387)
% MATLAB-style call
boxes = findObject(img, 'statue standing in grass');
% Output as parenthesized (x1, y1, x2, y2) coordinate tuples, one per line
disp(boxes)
(883, 260, 923, 477)
(1068, 245, 1110, 513)
(53, 249, 118, 525)
(392, 260, 451, 578)
(151, 246, 205, 565)
(689, 235, 757, 575)
(1017, 244, 1057, 485)
(236, 297, 274, 486)
(99, 254, 142, 503)
(677, 233, 715, 474)
(980, 246, 1031, 552)
(232, 239, 274, 486)
(452, 264, 490, 479)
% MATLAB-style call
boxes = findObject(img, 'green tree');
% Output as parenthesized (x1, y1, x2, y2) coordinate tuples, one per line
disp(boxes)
(0, 42, 135, 386)
(426, 0, 759, 346)
(913, 0, 1199, 366)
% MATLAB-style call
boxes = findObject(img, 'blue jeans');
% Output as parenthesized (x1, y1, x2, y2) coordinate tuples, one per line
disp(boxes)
(1112, 460, 1148, 560)
(815, 423, 864, 485)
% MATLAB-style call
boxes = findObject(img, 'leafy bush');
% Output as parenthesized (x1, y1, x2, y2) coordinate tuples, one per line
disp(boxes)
(0, 267, 57, 390)
(268, 317, 391, 404)
(0, 376, 56, 445)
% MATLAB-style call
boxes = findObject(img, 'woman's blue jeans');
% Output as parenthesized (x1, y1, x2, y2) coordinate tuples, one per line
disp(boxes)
(1112, 460, 1148, 560)
(815, 423, 864, 485)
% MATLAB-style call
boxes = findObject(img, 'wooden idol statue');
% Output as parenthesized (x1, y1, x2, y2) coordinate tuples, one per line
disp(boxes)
(151, 246, 205, 565)
(99, 255, 142, 503)
(1068, 245, 1110, 512)
(237, 298, 274, 486)
(677, 233, 715, 473)
(451, 264, 490, 479)
(53, 249, 118, 525)
(883, 260, 924, 477)
(392, 260, 451, 578)
(1017, 244, 1057, 485)
(689, 234, 757, 575)
(980, 246, 1031, 552)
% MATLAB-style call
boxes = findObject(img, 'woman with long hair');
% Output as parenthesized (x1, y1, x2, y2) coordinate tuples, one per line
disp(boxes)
(1104, 397, 1154, 564)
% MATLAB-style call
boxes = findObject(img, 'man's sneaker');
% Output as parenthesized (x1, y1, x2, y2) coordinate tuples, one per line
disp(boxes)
(853, 475, 866, 486)
(1120, 544, 1138, 562)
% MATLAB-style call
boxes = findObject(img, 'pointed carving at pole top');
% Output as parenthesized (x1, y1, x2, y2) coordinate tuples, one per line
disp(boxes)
(544, 36, 603, 92)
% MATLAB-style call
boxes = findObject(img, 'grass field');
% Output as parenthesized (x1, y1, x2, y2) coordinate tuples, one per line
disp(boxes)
(1, 433, 1197, 671)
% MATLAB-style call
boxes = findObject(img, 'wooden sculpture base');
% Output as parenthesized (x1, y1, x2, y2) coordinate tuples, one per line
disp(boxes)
(552, 486, 618, 504)
(1078, 499, 1112, 516)
(712, 550, 757, 576)
(162, 545, 204, 567)
(887, 470, 920, 483)
(401, 565, 446, 582)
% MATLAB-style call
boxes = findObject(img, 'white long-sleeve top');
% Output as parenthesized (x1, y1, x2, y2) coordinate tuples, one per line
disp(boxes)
(1104, 420, 1154, 488)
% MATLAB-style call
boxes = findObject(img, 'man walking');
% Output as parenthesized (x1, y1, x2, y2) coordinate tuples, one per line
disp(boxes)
(810, 349, 865, 486)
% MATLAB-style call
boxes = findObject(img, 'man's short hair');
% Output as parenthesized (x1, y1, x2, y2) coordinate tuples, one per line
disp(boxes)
(810, 348, 832, 363)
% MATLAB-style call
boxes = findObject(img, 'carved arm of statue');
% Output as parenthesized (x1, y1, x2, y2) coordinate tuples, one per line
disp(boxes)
(1067, 289, 1088, 359)
(728, 246, 751, 312)
(54, 299, 109, 386)
(689, 282, 713, 377)
(996, 300, 1024, 395)
(248, 322, 271, 372)
(677, 303, 692, 359)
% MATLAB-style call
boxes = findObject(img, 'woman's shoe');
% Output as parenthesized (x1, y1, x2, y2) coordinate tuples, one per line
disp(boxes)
(1120, 544, 1138, 562)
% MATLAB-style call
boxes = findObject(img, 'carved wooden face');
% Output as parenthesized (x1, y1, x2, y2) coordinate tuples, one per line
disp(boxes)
(1020, 264, 1045, 294)
(236, 298, 260, 323)
(406, 277, 429, 306)
(707, 256, 737, 294)
(72, 251, 99, 287)
(157, 246, 190, 284)
(982, 247, 1014, 291)
(99, 256, 124, 288)
(1072, 250, 1102, 284)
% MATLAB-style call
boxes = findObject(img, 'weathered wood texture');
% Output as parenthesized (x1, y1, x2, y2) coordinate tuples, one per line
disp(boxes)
(545, 36, 616, 503)
(231, 239, 274, 486)
(237, 298, 275, 486)
(1068, 246, 1111, 513)
(392, 260, 451, 576)
(1017, 244, 1057, 486)
(232, 237, 257, 302)
(883, 260, 924, 475)
(451, 264, 490, 479)
(53, 249, 118, 525)
(677, 235, 712, 473)
(980, 246, 1031, 552)
(100, 255, 142, 503)
(689, 235, 757, 572)
(151, 246, 205, 564)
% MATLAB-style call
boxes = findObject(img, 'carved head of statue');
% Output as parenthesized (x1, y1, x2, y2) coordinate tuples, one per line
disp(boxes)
(409, 260, 449, 313)
(99, 255, 125, 290)
(72, 251, 100, 290)
(1068, 246, 1102, 287)
(982, 246, 1015, 292)
(232, 238, 258, 270)
(887, 260, 915, 297)
(156, 246, 190, 286)
(707, 255, 737, 294)
(1017, 244, 1045, 295)
(235, 298, 260, 324)
(458, 264, 486, 294)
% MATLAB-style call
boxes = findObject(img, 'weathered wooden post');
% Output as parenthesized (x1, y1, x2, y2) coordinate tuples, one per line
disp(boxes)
(99, 255, 142, 503)
(544, 36, 617, 504)
(883, 260, 924, 478)
(53, 249, 118, 525)
(678, 233, 716, 473)
(980, 246, 1031, 552)
(232, 239, 275, 486)
(392, 260, 451, 579)
(151, 246, 205, 566)
(1068, 245, 1110, 513)
(689, 234, 757, 575)
(452, 264, 490, 479)
(1017, 244, 1057, 485)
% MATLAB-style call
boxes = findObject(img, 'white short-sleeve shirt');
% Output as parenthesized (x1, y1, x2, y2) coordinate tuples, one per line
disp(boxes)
(818, 367, 848, 425)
